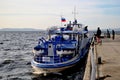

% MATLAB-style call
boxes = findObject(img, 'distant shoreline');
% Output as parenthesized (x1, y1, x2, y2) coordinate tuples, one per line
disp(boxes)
(0, 28, 44, 31)
(0, 30, 41, 32)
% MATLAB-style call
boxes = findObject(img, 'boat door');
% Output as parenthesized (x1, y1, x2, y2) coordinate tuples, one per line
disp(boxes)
(48, 43, 54, 56)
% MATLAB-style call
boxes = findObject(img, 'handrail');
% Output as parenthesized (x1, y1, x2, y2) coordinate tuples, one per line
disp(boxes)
(90, 36, 97, 80)
(90, 45, 96, 80)
(83, 36, 97, 80)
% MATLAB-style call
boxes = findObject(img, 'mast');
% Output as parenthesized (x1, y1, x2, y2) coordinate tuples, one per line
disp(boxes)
(60, 15, 62, 27)
(72, 6, 78, 21)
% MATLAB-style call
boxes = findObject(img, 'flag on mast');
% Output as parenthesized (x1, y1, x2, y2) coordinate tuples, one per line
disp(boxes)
(61, 17, 66, 22)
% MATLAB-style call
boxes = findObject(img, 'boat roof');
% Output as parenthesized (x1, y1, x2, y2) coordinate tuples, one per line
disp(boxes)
(53, 30, 88, 34)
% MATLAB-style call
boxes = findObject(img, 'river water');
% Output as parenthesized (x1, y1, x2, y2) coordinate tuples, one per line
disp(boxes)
(0, 31, 87, 80)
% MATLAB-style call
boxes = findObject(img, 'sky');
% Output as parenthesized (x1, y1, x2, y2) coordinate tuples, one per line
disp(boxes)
(0, 0, 120, 30)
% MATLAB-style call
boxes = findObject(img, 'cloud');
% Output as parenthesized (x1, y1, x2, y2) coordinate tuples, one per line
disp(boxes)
(0, 0, 120, 30)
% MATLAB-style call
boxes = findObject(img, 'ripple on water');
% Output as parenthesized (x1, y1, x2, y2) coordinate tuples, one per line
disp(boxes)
(3, 59, 14, 64)
(0, 59, 33, 80)
(0, 59, 14, 68)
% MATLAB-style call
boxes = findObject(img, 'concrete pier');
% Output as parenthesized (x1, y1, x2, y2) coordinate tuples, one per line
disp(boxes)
(97, 35, 120, 80)
(84, 35, 120, 80)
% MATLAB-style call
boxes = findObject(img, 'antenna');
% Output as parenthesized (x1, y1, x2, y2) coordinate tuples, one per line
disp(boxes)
(72, 6, 78, 20)
(60, 14, 63, 26)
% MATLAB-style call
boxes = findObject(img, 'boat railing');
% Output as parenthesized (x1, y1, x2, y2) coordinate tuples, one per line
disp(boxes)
(34, 54, 73, 63)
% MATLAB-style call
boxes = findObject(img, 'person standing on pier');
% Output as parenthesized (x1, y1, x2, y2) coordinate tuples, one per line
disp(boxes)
(96, 27, 102, 44)
(107, 29, 110, 38)
(112, 30, 115, 40)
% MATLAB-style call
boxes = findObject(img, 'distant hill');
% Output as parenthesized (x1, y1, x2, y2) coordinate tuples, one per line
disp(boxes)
(0, 28, 43, 31)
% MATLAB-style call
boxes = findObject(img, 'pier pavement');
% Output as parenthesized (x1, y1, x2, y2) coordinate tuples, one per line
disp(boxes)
(96, 35, 120, 80)
(83, 35, 120, 80)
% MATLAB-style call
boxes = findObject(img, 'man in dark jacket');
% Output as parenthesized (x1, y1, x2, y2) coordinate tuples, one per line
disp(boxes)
(96, 27, 102, 44)
(96, 27, 101, 38)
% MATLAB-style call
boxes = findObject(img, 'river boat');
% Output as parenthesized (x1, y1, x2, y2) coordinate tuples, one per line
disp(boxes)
(31, 19, 91, 75)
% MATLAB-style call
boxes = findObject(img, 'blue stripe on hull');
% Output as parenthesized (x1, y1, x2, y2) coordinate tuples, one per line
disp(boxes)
(31, 56, 79, 68)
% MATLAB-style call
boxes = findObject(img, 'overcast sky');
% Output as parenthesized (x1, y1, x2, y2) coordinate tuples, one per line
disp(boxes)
(0, 0, 120, 30)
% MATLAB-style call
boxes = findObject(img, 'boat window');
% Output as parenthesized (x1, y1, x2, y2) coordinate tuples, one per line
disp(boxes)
(63, 34, 69, 40)
(51, 34, 57, 39)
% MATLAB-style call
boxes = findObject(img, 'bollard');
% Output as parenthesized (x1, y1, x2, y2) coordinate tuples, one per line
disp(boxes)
(98, 57, 102, 64)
